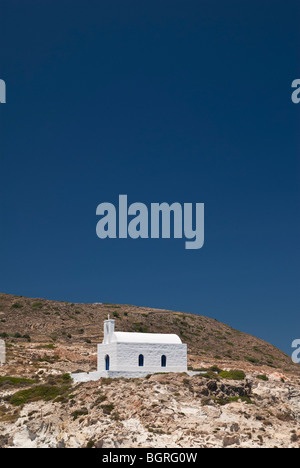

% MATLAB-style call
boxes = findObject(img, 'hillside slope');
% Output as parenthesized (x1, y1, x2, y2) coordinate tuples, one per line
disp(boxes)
(1, 293, 300, 448)
(0, 293, 296, 372)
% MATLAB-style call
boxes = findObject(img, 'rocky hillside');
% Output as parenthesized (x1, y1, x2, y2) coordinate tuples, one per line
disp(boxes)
(0, 293, 296, 372)
(0, 292, 299, 448)
(0, 369, 300, 448)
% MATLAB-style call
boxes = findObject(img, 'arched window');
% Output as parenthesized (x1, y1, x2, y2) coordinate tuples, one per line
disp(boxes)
(138, 354, 144, 367)
(105, 355, 110, 371)
(161, 355, 167, 367)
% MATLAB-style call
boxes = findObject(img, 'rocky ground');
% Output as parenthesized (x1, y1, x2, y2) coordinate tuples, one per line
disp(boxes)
(0, 342, 300, 448)
(0, 293, 300, 448)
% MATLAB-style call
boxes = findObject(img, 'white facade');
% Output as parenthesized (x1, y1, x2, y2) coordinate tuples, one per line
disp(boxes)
(97, 318, 187, 374)
(72, 317, 187, 382)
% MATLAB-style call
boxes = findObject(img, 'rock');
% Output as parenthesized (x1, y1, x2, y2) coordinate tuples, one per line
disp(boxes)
(0, 435, 9, 448)
(93, 439, 103, 448)
(230, 423, 240, 433)
(56, 439, 66, 448)
(1, 339, 300, 449)
(207, 381, 218, 392)
(223, 435, 240, 447)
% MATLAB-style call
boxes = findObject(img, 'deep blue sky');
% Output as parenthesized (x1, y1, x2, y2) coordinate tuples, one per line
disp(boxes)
(0, 0, 299, 354)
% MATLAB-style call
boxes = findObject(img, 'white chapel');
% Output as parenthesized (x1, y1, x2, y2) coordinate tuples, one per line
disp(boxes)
(72, 316, 187, 382)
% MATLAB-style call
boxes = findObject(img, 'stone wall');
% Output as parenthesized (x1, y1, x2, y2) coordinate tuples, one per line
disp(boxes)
(71, 369, 201, 383)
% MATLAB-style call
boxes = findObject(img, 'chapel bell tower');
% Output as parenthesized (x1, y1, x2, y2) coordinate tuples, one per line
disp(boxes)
(103, 316, 115, 344)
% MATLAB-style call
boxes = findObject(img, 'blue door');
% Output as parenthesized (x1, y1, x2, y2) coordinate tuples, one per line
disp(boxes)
(105, 355, 110, 370)
(161, 355, 167, 367)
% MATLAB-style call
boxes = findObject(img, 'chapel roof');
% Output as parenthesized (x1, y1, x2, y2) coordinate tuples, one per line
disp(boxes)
(110, 331, 182, 344)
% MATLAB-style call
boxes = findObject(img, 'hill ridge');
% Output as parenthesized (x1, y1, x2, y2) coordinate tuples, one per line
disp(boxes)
(0, 292, 295, 372)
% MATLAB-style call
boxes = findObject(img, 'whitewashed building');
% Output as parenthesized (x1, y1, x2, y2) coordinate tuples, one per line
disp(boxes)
(72, 317, 187, 382)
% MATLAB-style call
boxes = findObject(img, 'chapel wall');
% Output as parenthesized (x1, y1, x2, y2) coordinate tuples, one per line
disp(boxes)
(98, 342, 187, 373)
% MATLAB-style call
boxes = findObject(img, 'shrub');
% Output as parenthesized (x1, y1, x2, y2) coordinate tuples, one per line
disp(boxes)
(38, 344, 55, 350)
(199, 371, 219, 380)
(71, 408, 88, 420)
(86, 440, 95, 449)
(101, 403, 114, 414)
(0, 376, 36, 388)
(9, 386, 65, 406)
(257, 374, 269, 381)
(219, 370, 246, 381)
(7, 374, 73, 406)
(209, 365, 222, 374)
(11, 302, 23, 309)
(95, 394, 107, 405)
(61, 373, 72, 382)
(216, 396, 252, 405)
(245, 356, 259, 364)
